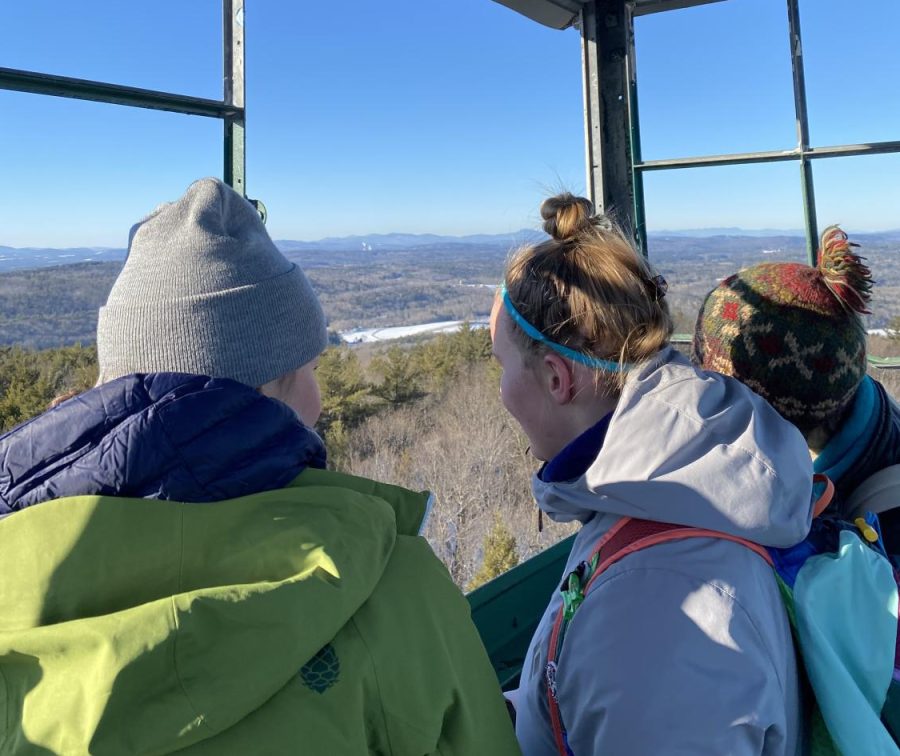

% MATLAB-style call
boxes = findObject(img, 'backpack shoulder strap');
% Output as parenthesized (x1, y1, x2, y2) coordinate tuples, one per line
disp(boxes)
(584, 518, 774, 591)
(848, 464, 900, 518)
(544, 517, 773, 756)
(543, 475, 837, 756)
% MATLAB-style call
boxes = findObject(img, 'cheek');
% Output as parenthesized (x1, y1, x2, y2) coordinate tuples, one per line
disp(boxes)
(300, 379, 322, 427)
(289, 369, 321, 427)
(499, 370, 530, 424)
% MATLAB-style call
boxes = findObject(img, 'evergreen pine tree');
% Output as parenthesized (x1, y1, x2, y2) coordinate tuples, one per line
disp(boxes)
(467, 518, 519, 592)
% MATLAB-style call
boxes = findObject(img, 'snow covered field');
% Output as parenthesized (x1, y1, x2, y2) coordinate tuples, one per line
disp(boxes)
(340, 323, 894, 345)
(340, 319, 489, 344)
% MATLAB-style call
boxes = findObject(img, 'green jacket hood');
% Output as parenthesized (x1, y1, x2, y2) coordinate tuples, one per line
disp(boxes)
(0, 469, 429, 754)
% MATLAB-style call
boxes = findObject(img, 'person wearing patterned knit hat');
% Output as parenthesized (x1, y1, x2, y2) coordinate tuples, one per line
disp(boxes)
(0, 178, 519, 754)
(693, 225, 900, 554)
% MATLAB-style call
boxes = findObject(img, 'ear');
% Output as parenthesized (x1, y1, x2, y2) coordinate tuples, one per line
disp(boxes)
(489, 293, 502, 342)
(541, 352, 576, 405)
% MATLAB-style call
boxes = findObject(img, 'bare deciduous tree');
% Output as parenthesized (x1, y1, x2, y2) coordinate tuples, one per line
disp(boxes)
(343, 362, 575, 589)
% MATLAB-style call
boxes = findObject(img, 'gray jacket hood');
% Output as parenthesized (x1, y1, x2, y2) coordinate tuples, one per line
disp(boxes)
(533, 347, 813, 546)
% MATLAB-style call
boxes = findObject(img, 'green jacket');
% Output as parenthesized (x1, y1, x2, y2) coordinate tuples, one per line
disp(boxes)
(0, 468, 520, 755)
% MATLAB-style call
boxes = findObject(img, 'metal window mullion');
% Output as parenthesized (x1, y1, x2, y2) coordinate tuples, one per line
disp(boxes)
(635, 140, 900, 171)
(625, 3, 648, 256)
(787, 0, 818, 264)
(580, 1, 635, 230)
(224, 0, 246, 194)
(582, 3, 603, 209)
(0, 67, 237, 119)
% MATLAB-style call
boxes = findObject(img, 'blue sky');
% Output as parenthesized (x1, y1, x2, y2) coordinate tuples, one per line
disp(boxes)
(1, 0, 897, 247)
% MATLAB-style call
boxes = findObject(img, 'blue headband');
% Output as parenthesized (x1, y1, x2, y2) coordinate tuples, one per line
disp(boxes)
(499, 283, 631, 372)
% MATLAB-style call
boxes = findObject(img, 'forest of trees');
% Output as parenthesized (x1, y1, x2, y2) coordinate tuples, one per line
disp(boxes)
(0, 344, 98, 430)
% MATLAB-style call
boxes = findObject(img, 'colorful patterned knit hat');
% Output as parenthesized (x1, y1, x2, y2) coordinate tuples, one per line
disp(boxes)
(692, 226, 873, 436)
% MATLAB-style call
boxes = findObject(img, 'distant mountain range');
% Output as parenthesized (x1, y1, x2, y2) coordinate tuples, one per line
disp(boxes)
(1, 227, 898, 274)
(651, 227, 806, 238)
(275, 230, 545, 252)
(0, 246, 126, 273)
(0, 231, 541, 273)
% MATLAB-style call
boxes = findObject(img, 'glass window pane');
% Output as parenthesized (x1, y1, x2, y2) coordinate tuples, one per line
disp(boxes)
(4, 1, 220, 99)
(642, 162, 807, 333)
(634, 0, 796, 160)
(802, 0, 900, 147)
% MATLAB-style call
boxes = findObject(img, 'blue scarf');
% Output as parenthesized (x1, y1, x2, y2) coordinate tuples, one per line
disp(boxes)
(814, 377, 900, 512)
(813, 376, 900, 554)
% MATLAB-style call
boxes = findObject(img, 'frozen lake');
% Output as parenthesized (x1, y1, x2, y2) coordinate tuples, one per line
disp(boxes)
(340, 319, 489, 344)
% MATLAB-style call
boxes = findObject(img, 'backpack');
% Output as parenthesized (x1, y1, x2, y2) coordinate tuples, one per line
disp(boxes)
(845, 464, 900, 750)
(847, 464, 900, 521)
(545, 474, 900, 756)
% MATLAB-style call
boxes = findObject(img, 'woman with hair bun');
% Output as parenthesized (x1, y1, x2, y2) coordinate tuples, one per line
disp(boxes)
(493, 193, 815, 755)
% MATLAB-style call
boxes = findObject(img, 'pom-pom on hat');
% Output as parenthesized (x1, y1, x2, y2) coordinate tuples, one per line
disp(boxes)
(692, 225, 873, 437)
(97, 178, 327, 388)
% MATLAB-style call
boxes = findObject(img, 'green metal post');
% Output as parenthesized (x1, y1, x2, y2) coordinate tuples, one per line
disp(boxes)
(0, 67, 238, 119)
(580, 1, 635, 229)
(224, 0, 246, 195)
(581, 2, 603, 208)
(786, 0, 818, 264)
(625, 5, 648, 257)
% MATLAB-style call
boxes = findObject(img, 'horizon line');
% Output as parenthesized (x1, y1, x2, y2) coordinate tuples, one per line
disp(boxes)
(4, 226, 900, 251)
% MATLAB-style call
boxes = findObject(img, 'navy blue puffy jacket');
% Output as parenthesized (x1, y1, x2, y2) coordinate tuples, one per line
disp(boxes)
(0, 373, 326, 516)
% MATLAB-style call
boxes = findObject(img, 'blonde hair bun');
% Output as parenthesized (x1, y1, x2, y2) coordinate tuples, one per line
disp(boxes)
(540, 193, 595, 241)
(505, 192, 673, 382)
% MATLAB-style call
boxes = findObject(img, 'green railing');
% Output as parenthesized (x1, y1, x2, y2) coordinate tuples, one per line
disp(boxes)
(467, 534, 575, 689)
(0, 0, 248, 196)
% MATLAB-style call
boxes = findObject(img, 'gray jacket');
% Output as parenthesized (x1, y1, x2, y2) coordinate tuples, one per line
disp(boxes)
(515, 347, 813, 755)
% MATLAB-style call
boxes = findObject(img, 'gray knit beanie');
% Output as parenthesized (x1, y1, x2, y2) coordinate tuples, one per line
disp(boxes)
(97, 177, 327, 387)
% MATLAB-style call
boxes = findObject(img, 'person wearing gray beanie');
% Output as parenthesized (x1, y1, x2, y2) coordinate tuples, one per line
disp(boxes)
(0, 179, 519, 753)
(97, 176, 327, 390)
